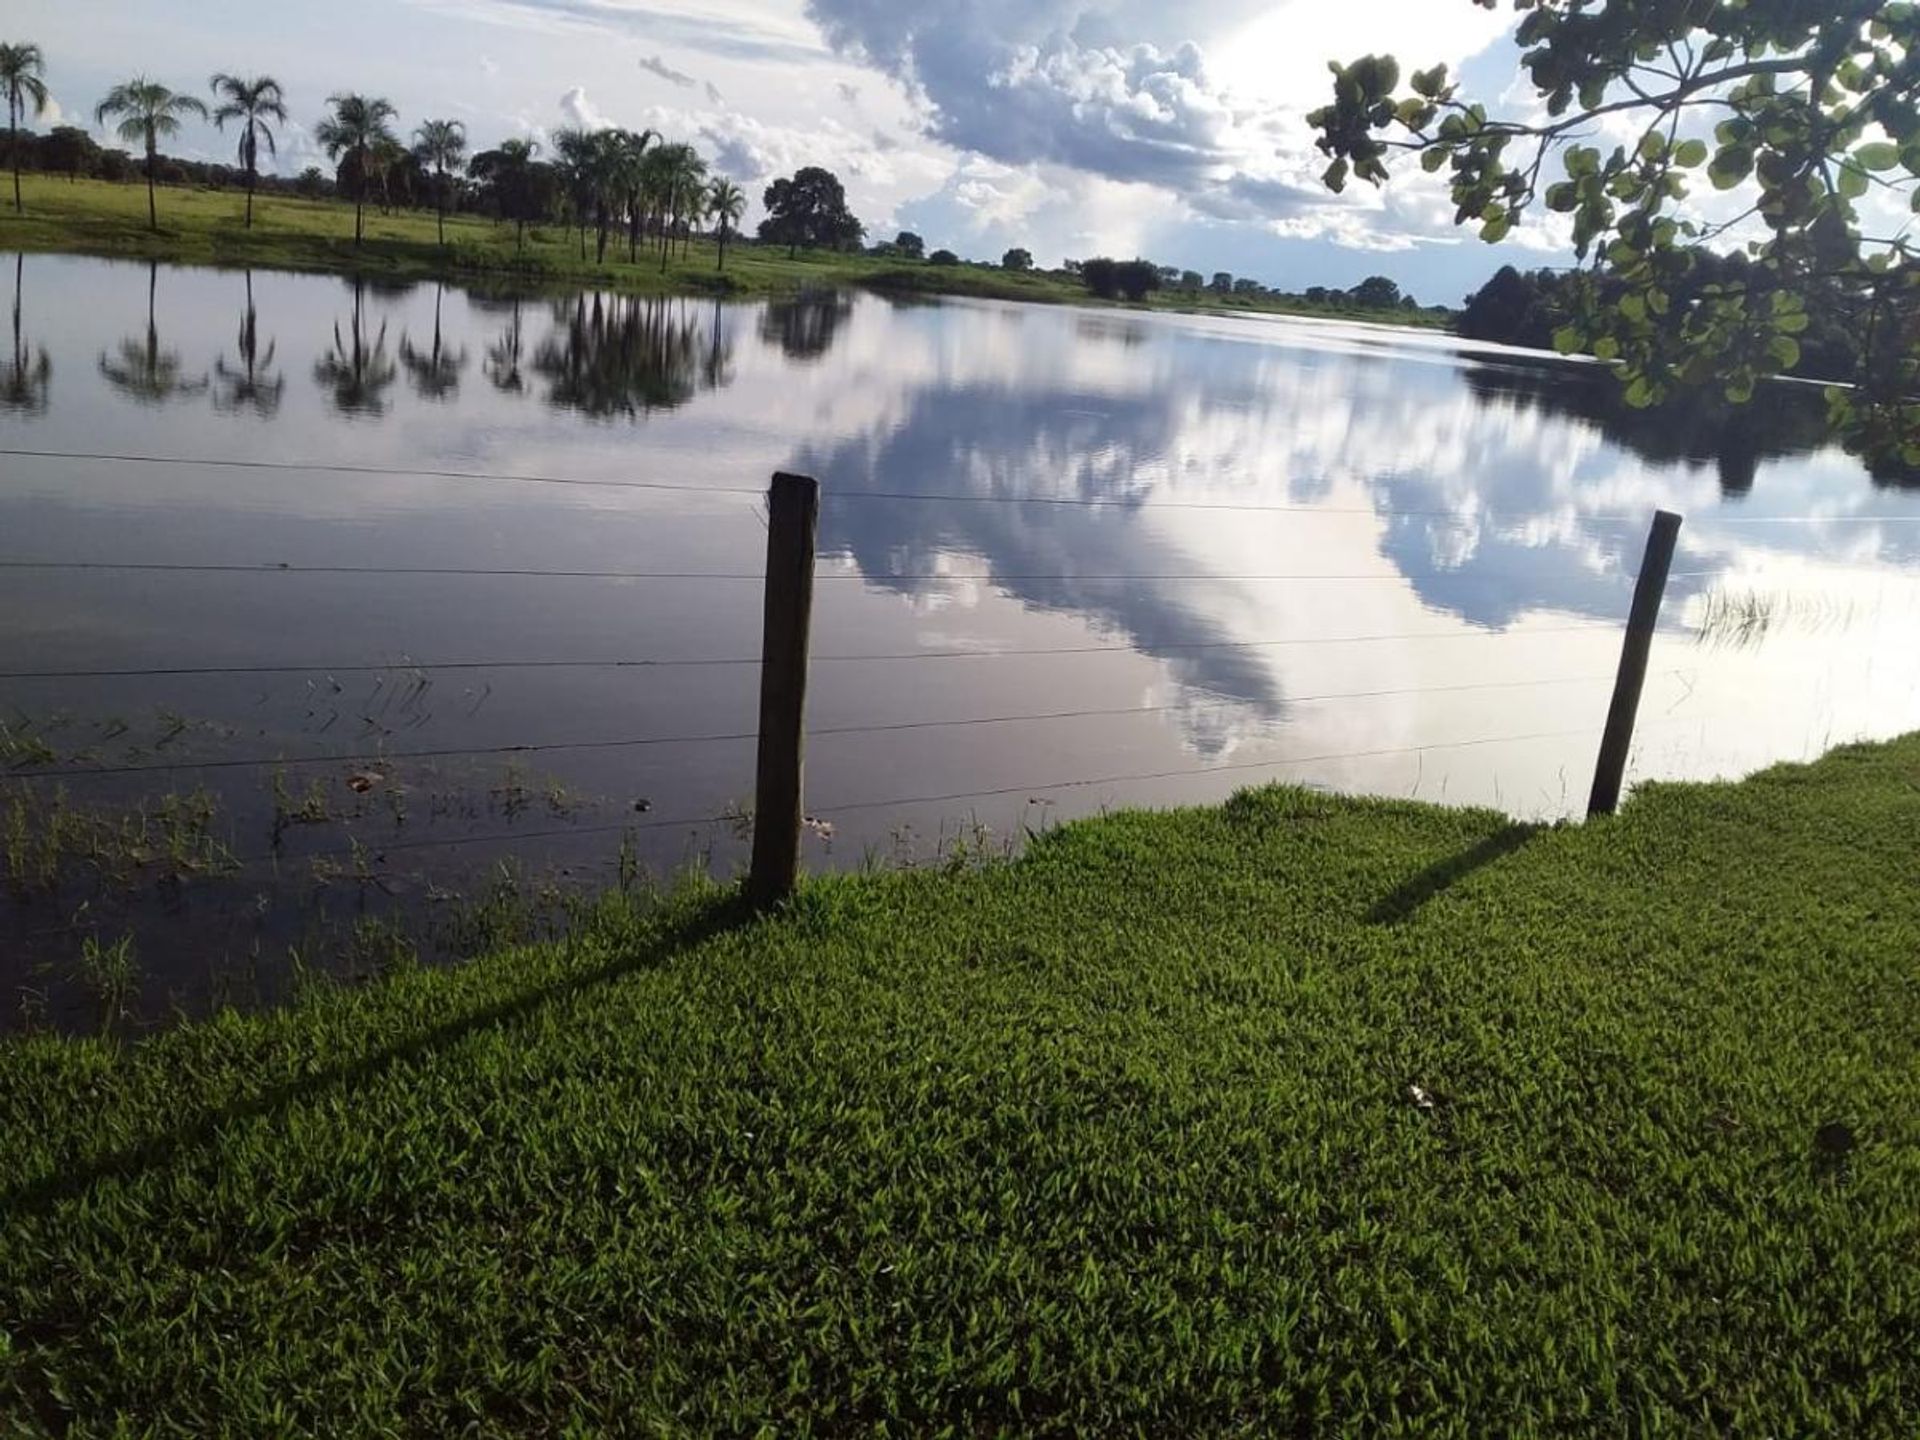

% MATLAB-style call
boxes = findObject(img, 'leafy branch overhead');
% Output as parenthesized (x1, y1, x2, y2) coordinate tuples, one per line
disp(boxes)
(1310, 0, 1920, 466)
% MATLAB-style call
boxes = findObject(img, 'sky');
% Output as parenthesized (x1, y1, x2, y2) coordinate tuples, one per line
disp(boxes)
(2, 0, 1661, 303)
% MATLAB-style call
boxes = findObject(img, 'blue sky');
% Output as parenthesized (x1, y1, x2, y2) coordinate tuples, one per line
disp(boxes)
(10, 0, 1573, 303)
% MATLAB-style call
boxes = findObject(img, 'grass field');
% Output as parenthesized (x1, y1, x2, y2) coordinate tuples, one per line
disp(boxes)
(0, 174, 1452, 326)
(2, 736, 1916, 1433)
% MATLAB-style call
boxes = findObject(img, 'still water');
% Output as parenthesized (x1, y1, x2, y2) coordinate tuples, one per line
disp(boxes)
(4, 252, 1919, 1019)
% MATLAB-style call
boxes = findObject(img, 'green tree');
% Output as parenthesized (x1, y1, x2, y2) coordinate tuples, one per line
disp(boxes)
(757, 166, 864, 257)
(894, 230, 925, 259)
(314, 92, 398, 246)
(1, 42, 51, 214)
(94, 77, 208, 231)
(1002, 247, 1034, 272)
(707, 176, 745, 271)
(550, 125, 600, 260)
(208, 74, 287, 229)
(42, 125, 100, 182)
(411, 118, 466, 245)
(1311, 1, 1920, 463)
(1209, 271, 1232, 293)
(468, 136, 540, 249)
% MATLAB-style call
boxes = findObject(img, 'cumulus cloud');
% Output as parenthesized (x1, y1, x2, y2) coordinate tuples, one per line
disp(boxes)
(639, 54, 698, 88)
(560, 85, 609, 130)
(803, 0, 1520, 250)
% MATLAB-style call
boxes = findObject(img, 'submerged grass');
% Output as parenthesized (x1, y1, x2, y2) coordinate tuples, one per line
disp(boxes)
(0, 175, 1452, 326)
(2, 736, 1919, 1433)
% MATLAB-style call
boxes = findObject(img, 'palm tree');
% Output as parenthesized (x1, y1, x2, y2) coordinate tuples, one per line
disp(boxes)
(313, 92, 398, 245)
(412, 118, 466, 245)
(612, 128, 655, 265)
(551, 126, 600, 260)
(208, 74, 287, 229)
(1, 43, 50, 215)
(707, 177, 744, 272)
(469, 136, 539, 250)
(652, 143, 705, 271)
(95, 77, 208, 232)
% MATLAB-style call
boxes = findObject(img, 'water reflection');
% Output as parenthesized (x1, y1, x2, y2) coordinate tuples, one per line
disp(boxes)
(1462, 354, 1829, 496)
(759, 293, 851, 363)
(480, 295, 528, 395)
(533, 293, 732, 418)
(212, 271, 285, 418)
(314, 276, 398, 416)
(97, 261, 208, 406)
(399, 283, 469, 402)
(1, 254, 51, 414)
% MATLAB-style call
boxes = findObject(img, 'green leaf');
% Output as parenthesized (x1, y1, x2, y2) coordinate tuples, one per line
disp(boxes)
(1618, 293, 1647, 324)
(1624, 376, 1654, 408)
(1420, 146, 1449, 173)
(1708, 150, 1752, 190)
(1552, 325, 1583, 355)
(1854, 141, 1900, 171)
(1480, 215, 1512, 243)
(1673, 139, 1708, 168)
(1725, 379, 1755, 404)
(1322, 158, 1349, 194)
(1411, 64, 1448, 99)
(1769, 336, 1802, 369)
(1592, 336, 1619, 361)
(1637, 133, 1666, 163)
(1545, 182, 1578, 212)
(1838, 160, 1868, 199)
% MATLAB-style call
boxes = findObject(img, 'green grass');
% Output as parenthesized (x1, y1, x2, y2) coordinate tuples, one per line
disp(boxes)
(0, 174, 1451, 326)
(3, 737, 1918, 1434)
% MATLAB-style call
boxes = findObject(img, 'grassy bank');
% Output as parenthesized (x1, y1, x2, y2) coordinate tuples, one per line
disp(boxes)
(0, 174, 1451, 326)
(4, 737, 1917, 1434)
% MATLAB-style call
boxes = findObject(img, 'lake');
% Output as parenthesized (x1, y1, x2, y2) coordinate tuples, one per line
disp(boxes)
(5, 251, 1919, 1023)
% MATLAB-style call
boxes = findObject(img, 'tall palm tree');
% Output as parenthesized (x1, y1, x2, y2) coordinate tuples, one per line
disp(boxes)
(313, 92, 398, 245)
(208, 74, 287, 229)
(612, 128, 654, 265)
(469, 136, 540, 250)
(675, 150, 708, 261)
(707, 177, 744, 272)
(1, 43, 50, 215)
(653, 143, 705, 270)
(412, 118, 466, 245)
(95, 77, 208, 232)
(551, 126, 599, 260)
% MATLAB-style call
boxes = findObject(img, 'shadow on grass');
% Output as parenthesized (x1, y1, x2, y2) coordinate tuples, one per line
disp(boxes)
(1368, 826, 1539, 925)
(0, 891, 758, 1220)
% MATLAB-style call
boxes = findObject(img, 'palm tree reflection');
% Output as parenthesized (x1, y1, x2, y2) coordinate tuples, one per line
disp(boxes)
(98, 260, 207, 405)
(1, 253, 51, 414)
(533, 293, 731, 418)
(399, 282, 469, 401)
(314, 275, 398, 416)
(213, 269, 285, 417)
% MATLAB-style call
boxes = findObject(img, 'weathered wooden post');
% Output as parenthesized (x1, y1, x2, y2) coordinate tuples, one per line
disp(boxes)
(1588, 508, 1683, 817)
(748, 471, 819, 906)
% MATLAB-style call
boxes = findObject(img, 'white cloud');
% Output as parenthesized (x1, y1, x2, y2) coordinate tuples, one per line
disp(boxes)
(560, 85, 609, 131)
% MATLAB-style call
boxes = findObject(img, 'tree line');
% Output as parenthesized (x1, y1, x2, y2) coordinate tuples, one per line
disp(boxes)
(0, 42, 872, 272)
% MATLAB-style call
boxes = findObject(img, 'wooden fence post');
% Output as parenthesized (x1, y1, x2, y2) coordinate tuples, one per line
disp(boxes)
(1588, 508, 1683, 818)
(748, 472, 819, 906)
